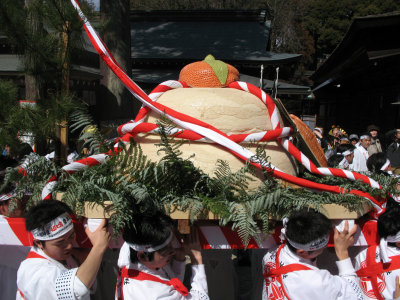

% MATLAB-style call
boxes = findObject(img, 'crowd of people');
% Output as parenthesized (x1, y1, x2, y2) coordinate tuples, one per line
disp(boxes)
(313, 125, 400, 175)
(3, 198, 399, 300)
(1, 124, 400, 299)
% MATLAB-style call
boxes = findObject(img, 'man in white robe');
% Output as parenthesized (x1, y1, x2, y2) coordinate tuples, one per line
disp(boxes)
(16, 200, 110, 300)
(116, 210, 209, 300)
(354, 206, 400, 300)
(351, 135, 371, 172)
(262, 208, 363, 300)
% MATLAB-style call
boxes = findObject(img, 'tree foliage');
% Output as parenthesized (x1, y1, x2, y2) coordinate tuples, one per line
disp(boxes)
(0, 80, 20, 150)
(0, 0, 95, 157)
(303, 0, 400, 68)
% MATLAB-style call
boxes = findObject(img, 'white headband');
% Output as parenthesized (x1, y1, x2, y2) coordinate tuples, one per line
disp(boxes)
(286, 235, 330, 252)
(127, 230, 173, 252)
(31, 212, 73, 241)
(360, 135, 370, 140)
(280, 217, 329, 251)
(380, 231, 400, 263)
(337, 150, 353, 156)
(381, 159, 391, 171)
(314, 128, 322, 134)
(0, 192, 16, 202)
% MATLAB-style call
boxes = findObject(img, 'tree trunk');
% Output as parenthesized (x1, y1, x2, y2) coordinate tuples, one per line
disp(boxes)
(99, 0, 140, 122)
(24, 0, 46, 154)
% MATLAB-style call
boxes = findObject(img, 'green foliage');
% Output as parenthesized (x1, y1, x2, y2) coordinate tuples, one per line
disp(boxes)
(5, 117, 382, 246)
(1, 155, 61, 210)
(0, 82, 82, 153)
(0, 0, 95, 158)
(69, 107, 105, 154)
(0, 80, 20, 149)
(304, 0, 400, 66)
(0, 0, 94, 88)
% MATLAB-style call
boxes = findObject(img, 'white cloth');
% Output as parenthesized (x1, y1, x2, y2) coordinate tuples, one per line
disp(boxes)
(262, 245, 363, 300)
(116, 242, 209, 300)
(67, 151, 79, 164)
(45, 151, 78, 163)
(354, 245, 400, 300)
(16, 247, 91, 300)
(339, 157, 350, 169)
(351, 146, 369, 172)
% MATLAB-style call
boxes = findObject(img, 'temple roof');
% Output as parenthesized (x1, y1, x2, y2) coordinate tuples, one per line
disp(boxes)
(131, 10, 301, 64)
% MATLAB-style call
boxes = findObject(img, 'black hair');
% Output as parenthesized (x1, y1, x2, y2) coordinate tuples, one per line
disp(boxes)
(0, 156, 18, 184)
(367, 152, 388, 174)
(0, 182, 16, 207)
(285, 208, 331, 253)
(17, 143, 33, 161)
(326, 135, 335, 144)
(337, 144, 355, 153)
(25, 200, 73, 232)
(327, 144, 355, 168)
(123, 210, 174, 263)
(327, 155, 344, 168)
(0, 182, 16, 194)
(377, 206, 400, 240)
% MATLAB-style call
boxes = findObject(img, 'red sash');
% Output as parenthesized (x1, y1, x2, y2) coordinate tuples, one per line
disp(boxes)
(25, 251, 47, 260)
(263, 245, 312, 300)
(116, 267, 188, 299)
(356, 245, 400, 300)
(17, 289, 25, 300)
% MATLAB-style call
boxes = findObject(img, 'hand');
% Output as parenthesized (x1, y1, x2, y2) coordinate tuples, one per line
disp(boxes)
(85, 219, 111, 252)
(394, 276, 400, 299)
(184, 227, 203, 265)
(334, 221, 357, 260)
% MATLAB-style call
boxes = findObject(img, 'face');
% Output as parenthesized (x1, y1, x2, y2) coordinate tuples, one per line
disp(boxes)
(345, 153, 354, 164)
(360, 138, 371, 149)
(139, 241, 175, 271)
(370, 130, 378, 138)
(396, 130, 400, 140)
(351, 139, 358, 146)
(36, 228, 76, 262)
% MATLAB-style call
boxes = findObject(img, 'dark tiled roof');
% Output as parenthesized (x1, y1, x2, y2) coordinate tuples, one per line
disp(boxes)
(131, 19, 300, 63)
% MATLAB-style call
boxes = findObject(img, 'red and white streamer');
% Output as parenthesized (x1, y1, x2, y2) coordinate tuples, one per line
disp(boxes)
(0, 0, 388, 252)
(39, 0, 384, 221)
(40, 1, 387, 220)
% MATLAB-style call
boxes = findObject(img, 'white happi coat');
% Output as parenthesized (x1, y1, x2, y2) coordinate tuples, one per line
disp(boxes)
(262, 245, 363, 300)
(116, 242, 209, 300)
(16, 247, 91, 300)
(354, 245, 400, 299)
(351, 146, 369, 172)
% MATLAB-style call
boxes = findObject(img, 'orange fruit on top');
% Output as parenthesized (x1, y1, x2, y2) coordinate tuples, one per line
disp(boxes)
(179, 55, 239, 88)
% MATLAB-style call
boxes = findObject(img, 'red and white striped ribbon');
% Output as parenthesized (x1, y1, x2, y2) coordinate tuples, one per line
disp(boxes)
(46, 0, 385, 219)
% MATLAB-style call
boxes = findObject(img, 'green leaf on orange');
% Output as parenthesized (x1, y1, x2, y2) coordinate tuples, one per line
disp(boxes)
(204, 54, 228, 85)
